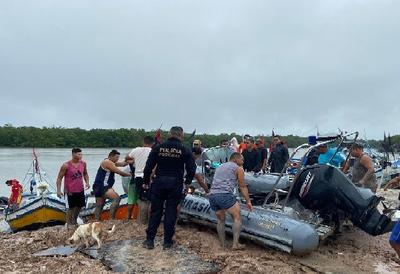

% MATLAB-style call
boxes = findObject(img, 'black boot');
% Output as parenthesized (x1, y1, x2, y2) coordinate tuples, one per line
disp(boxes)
(163, 240, 174, 250)
(142, 239, 154, 249)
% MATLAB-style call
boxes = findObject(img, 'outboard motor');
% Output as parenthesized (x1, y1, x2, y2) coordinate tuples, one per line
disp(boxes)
(291, 165, 394, 236)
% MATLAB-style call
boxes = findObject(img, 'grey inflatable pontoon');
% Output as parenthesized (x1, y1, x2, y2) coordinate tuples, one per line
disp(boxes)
(180, 132, 397, 254)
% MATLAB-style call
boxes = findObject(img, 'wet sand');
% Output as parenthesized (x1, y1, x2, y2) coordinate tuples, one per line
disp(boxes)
(1, 190, 400, 273)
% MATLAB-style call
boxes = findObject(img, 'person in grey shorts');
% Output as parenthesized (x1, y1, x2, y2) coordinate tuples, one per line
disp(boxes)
(209, 152, 253, 249)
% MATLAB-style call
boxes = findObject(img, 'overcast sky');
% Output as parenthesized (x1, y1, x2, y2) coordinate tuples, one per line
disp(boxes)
(0, 1, 399, 139)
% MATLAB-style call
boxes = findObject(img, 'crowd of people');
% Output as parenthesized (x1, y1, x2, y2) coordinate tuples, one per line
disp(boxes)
(49, 128, 291, 249)
(4, 128, 400, 258)
(220, 134, 289, 174)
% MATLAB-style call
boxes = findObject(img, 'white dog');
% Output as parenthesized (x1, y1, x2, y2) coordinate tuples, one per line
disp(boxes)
(67, 222, 115, 249)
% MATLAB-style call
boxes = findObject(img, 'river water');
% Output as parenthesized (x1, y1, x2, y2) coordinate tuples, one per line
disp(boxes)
(0, 148, 132, 197)
(0, 147, 307, 198)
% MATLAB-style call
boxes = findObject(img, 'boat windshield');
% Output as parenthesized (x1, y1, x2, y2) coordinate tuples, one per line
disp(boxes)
(203, 147, 234, 167)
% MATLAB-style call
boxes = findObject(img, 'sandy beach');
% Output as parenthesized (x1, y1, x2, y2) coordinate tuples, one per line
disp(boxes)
(1, 189, 400, 274)
(0, 220, 399, 273)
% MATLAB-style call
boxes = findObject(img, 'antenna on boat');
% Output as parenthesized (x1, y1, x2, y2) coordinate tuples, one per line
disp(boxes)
(32, 148, 43, 181)
(20, 149, 57, 194)
(21, 160, 34, 189)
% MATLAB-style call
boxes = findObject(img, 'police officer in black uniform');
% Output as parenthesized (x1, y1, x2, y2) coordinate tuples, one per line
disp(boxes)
(142, 126, 196, 249)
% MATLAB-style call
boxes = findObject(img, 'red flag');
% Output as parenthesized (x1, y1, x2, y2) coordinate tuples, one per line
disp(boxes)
(154, 129, 161, 144)
(270, 130, 275, 152)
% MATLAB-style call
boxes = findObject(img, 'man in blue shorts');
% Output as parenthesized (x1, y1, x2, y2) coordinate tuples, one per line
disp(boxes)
(208, 152, 253, 249)
(385, 175, 400, 257)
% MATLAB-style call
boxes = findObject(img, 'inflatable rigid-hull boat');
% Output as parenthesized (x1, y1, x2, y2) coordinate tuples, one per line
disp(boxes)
(179, 192, 332, 255)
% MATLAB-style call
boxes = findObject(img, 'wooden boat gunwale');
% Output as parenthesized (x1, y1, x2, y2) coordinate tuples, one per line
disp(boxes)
(5, 194, 66, 232)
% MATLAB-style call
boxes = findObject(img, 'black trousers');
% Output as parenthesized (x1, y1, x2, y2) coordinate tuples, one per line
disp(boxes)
(146, 176, 183, 244)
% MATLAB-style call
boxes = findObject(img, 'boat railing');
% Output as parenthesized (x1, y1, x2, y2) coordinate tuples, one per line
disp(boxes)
(262, 131, 359, 210)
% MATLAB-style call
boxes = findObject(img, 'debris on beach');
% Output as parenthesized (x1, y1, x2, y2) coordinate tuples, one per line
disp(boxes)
(0, 189, 400, 274)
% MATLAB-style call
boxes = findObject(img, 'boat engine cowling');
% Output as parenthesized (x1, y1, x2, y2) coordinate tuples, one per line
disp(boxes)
(291, 165, 394, 236)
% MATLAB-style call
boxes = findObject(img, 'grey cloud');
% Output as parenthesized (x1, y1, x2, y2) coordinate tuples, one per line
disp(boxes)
(0, 0, 399, 139)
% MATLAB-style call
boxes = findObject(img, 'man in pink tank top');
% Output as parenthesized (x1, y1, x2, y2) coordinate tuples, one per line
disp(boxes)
(56, 148, 90, 226)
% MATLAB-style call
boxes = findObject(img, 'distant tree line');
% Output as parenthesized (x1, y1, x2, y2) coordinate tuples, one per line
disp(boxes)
(4, 124, 398, 152)
(0, 124, 312, 148)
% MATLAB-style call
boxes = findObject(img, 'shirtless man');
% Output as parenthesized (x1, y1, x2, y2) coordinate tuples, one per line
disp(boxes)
(208, 153, 253, 249)
(92, 150, 132, 220)
(343, 143, 377, 192)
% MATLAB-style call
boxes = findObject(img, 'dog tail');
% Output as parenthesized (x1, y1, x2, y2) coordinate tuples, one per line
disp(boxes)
(106, 224, 116, 234)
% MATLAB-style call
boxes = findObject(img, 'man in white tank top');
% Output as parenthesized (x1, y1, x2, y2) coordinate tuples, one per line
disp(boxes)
(122, 136, 154, 220)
